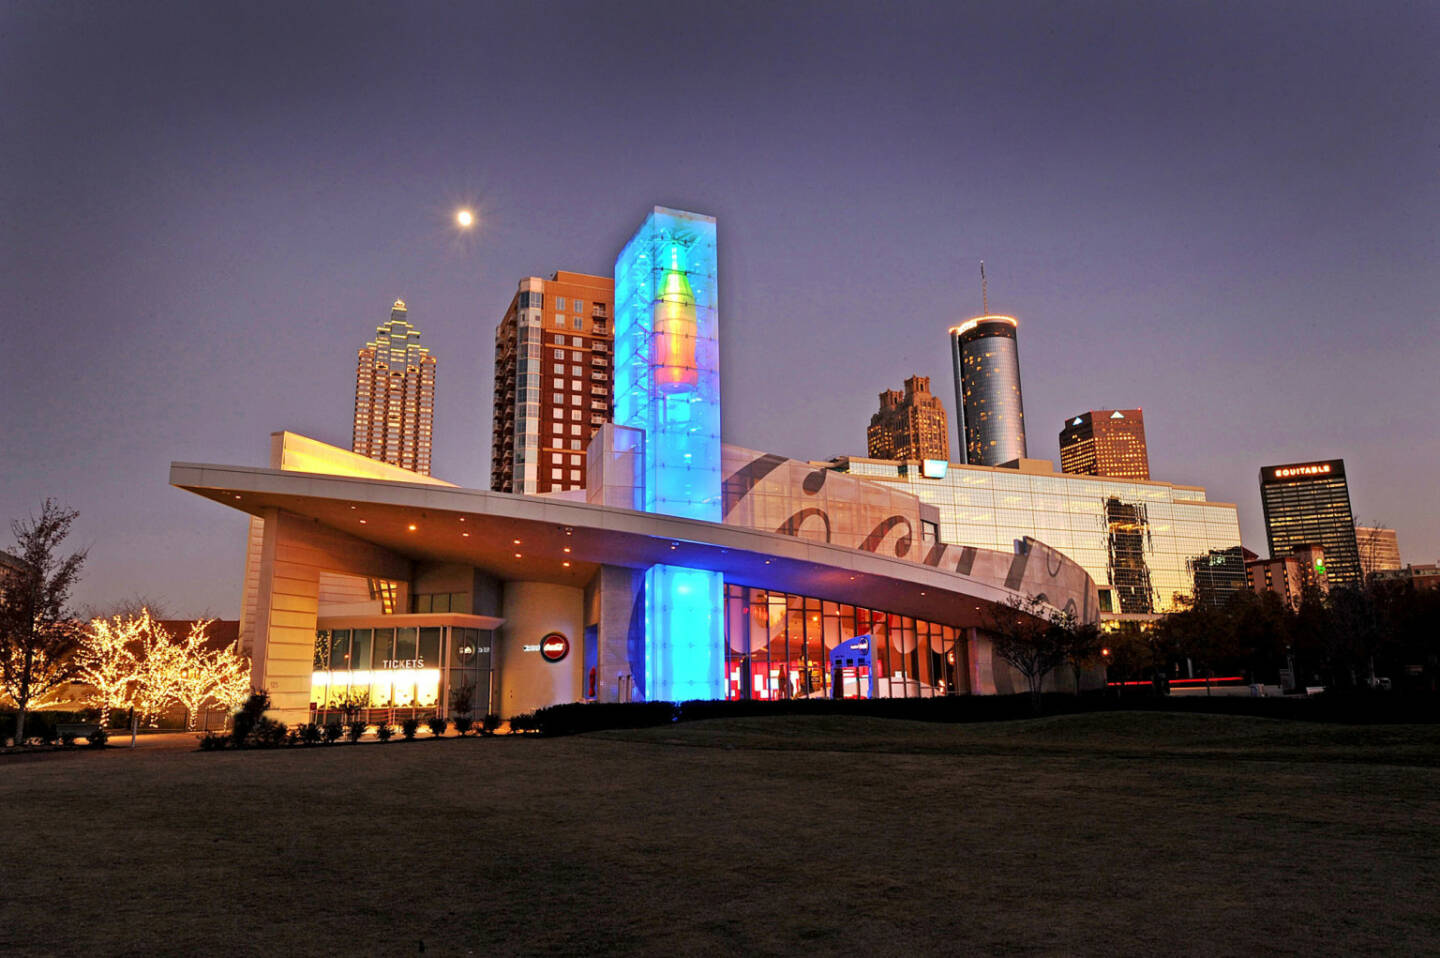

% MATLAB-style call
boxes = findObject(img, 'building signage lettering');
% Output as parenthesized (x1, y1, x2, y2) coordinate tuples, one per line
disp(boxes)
(382, 658, 424, 669)
(539, 632, 570, 663)
(1274, 464, 1332, 478)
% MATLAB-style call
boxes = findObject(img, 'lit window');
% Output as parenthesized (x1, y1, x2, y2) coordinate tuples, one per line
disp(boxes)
(570, 454, 582, 464)
(571, 424, 581, 435)
(555, 297, 566, 310)
(553, 393, 563, 404)
(570, 379, 581, 390)
(571, 470, 582, 481)
(570, 439, 581, 450)
(571, 410, 581, 421)
(554, 314, 565, 327)
(552, 468, 563, 479)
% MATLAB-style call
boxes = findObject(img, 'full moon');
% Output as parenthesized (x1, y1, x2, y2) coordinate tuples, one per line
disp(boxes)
(456, 209, 474, 228)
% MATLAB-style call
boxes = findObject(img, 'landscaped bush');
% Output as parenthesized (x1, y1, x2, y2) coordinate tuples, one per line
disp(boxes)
(323, 721, 344, 744)
(231, 693, 270, 746)
(481, 713, 500, 736)
(452, 715, 473, 737)
(60, 732, 77, 746)
(400, 717, 420, 741)
(346, 721, 366, 743)
(375, 723, 393, 742)
(251, 716, 289, 748)
(426, 715, 447, 737)
(87, 726, 108, 748)
(297, 722, 322, 746)
(197, 730, 228, 750)
(508, 712, 538, 734)
(533, 701, 678, 736)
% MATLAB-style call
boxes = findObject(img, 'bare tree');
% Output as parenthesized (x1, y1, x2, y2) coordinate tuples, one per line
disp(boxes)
(0, 500, 87, 745)
(982, 593, 1070, 712)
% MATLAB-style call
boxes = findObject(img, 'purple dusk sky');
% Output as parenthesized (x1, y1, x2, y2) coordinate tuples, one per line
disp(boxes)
(2, 1, 1436, 617)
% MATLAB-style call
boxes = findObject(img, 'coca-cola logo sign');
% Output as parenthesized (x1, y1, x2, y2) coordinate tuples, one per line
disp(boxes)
(539, 632, 569, 663)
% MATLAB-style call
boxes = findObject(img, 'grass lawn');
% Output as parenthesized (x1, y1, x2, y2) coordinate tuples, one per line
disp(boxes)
(3, 712, 1439, 957)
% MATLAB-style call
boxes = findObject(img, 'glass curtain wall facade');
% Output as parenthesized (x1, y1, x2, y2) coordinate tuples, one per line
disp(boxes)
(310, 626, 493, 718)
(950, 316, 1027, 466)
(841, 458, 1242, 615)
(723, 584, 967, 699)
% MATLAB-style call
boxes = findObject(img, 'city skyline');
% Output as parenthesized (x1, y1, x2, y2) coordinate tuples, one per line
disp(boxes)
(3, 2, 1436, 616)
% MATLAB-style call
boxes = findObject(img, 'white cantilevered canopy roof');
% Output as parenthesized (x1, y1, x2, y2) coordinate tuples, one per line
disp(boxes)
(171, 461, 1034, 629)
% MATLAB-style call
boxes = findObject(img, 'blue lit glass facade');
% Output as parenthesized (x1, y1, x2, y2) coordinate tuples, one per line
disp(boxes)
(615, 207, 725, 701)
(645, 564, 726, 701)
(613, 207, 722, 521)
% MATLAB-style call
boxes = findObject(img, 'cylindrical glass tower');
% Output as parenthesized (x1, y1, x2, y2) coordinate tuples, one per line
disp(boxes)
(949, 315, 1027, 465)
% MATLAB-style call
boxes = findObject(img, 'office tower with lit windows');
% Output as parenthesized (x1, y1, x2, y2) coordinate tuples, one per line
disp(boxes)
(950, 316, 1027, 466)
(352, 300, 436, 475)
(1259, 459, 1361, 589)
(867, 375, 950, 462)
(1060, 409, 1150, 480)
(490, 271, 614, 494)
(1355, 526, 1402, 579)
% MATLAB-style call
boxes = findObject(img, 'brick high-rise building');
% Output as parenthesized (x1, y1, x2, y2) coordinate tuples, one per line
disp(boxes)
(1059, 409, 1150, 480)
(352, 299, 436, 475)
(491, 271, 614, 494)
(867, 375, 950, 462)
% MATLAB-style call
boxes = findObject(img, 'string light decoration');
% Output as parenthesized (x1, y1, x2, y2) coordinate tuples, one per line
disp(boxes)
(73, 610, 151, 727)
(75, 609, 252, 731)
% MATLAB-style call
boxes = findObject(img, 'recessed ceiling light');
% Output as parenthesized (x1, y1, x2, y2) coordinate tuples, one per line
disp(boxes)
(233, 495, 241, 500)
(563, 546, 571, 554)
(359, 519, 367, 524)
(408, 524, 417, 531)
(562, 561, 571, 568)
(462, 532, 470, 537)
(512, 538, 521, 545)
(514, 552, 522, 559)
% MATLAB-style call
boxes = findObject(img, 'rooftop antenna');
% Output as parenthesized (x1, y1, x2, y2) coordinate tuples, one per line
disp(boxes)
(980, 261, 988, 315)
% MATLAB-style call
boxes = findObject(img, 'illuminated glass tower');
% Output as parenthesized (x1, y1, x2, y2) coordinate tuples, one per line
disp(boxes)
(353, 300, 436, 475)
(614, 207, 725, 701)
(950, 316, 1027, 466)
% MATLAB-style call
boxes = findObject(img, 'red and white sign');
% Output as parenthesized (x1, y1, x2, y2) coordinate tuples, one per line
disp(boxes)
(539, 632, 569, 663)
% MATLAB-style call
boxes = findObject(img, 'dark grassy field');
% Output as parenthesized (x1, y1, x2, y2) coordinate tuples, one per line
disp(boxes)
(3, 712, 1439, 957)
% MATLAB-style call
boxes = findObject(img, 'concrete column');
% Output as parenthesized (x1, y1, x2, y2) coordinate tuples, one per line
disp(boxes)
(497, 581, 584, 718)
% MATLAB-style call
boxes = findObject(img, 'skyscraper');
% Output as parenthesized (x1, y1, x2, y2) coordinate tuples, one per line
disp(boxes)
(949, 315, 1027, 465)
(1259, 459, 1361, 589)
(352, 299, 436, 475)
(1060, 409, 1150, 480)
(490, 271, 614, 495)
(866, 375, 950, 462)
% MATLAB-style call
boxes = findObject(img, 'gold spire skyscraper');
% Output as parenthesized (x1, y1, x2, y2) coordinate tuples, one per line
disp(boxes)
(353, 299, 436, 475)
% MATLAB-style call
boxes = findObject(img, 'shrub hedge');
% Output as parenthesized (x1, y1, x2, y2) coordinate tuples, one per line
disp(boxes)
(521, 690, 1440, 737)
